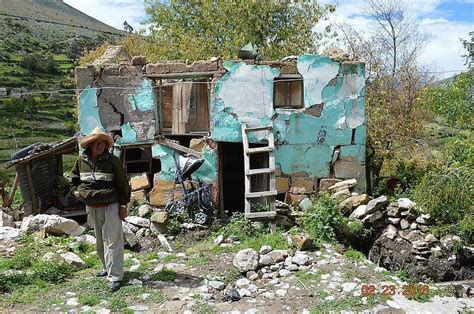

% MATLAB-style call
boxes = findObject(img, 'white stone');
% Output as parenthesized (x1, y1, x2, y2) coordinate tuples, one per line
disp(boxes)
(325, 296, 335, 301)
(233, 249, 259, 272)
(130, 264, 140, 271)
(60, 252, 86, 268)
(138, 204, 153, 217)
(259, 245, 272, 255)
(125, 216, 150, 228)
(329, 282, 341, 290)
(275, 289, 287, 298)
(386, 300, 402, 309)
(75, 234, 96, 245)
(0, 226, 21, 241)
(342, 282, 358, 292)
(269, 250, 288, 263)
(129, 279, 143, 286)
(140, 293, 150, 300)
(236, 278, 251, 287)
(238, 288, 252, 297)
(66, 297, 79, 307)
(213, 235, 224, 245)
(384, 225, 398, 240)
(263, 292, 275, 299)
(350, 205, 368, 219)
(292, 253, 310, 266)
(286, 264, 299, 271)
(20, 214, 85, 236)
(259, 254, 273, 266)
(279, 269, 292, 277)
(208, 280, 226, 290)
(398, 198, 415, 209)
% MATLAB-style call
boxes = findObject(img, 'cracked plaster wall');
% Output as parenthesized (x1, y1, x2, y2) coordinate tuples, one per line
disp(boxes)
(76, 65, 156, 144)
(210, 55, 366, 191)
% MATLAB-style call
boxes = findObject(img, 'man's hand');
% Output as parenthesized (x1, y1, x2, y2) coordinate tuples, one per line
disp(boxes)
(119, 205, 128, 221)
(73, 190, 80, 198)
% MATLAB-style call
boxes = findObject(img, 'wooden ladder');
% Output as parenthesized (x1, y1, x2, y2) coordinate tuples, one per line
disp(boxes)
(241, 123, 277, 219)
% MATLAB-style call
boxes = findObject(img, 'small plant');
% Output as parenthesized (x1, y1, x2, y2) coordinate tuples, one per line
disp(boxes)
(107, 296, 128, 311)
(162, 254, 177, 262)
(32, 261, 74, 283)
(344, 248, 365, 262)
(295, 270, 321, 284)
(78, 294, 100, 306)
(151, 268, 177, 282)
(302, 192, 344, 243)
(6, 247, 34, 270)
(224, 266, 240, 284)
(186, 253, 210, 267)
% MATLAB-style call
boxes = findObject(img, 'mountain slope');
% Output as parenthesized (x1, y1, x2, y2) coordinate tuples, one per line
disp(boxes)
(0, 0, 122, 35)
(0, 1, 124, 181)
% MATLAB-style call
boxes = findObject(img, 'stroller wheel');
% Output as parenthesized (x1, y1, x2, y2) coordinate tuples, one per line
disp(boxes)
(195, 212, 208, 225)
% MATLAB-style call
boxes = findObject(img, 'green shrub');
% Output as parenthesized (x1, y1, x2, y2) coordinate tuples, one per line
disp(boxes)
(0, 272, 35, 292)
(8, 247, 34, 270)
(302, 192, 344, 243)
(151, 268, 177, 282)
(344, 248, 365, 262)
(412, 136, 473, 243)
(78, 294, 100, 306)
(32, 261, 74, 283)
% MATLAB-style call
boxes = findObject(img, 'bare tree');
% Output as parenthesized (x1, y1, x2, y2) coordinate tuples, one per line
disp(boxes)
(332, 0, 433, 192)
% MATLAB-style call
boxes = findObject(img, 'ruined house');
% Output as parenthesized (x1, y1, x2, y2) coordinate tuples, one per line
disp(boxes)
(76, 48, 366, 218)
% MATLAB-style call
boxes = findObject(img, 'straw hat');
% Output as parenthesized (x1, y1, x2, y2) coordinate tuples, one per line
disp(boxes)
(80, 126, 114, 149)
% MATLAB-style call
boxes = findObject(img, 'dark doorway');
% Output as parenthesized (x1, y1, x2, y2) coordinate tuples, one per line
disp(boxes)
(221, 142, 245, 214)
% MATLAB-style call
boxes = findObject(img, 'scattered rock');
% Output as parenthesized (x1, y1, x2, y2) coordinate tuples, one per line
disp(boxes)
(328, 179, 357, 193)
(290, 235, 313, 251)
(122, 223, 139, 247)
(66, 297, 79, 307)
(350, 205, 368, 219)
(60, 252, 87, 268)
(292, 253, 310, 266)
(259, 245, 272, 255)
(150, 211, 168, 224)
(259, 254, 274, 266)
(441, 235, 462, 251)
(386, 204, 401, 217)
(20, 214, 85, 236)
(208, 280, 226, 291)
(410, 222, 418, 230)
(125, 216, 150, 228)
(416, 214, 433, 225)
(400, 219, 410, 230)
(398, 198, 416, 209)
(222, 288, 241, 302)
(213, 235, 224, 245)
(384, 225, 398, 240)
(0, 212, 15, 227)
(332, 189, 351, 202)
(342, 282, 358, 292)
(138, 205, 153, 217)
(365, 196, 389, 214)
(233, 249, 259, 272)
(279, 269, 291, 277)
(386, 217, 401, 225)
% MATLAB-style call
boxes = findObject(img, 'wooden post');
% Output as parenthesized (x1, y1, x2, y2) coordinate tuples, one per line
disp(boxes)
(25, 164, 37, 215)
(4, 174, 19, 208)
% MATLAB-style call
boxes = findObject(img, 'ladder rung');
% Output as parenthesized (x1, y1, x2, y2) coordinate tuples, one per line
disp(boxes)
(247, 168, 274, 175)
(245, 190, 277, 198)
(245, 212, 277, 219)
(245, 125, 273, 132)
(246, 146, 273, 154)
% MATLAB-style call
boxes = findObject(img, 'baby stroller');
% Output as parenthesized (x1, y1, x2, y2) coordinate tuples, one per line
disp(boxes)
(164, 153, 214, 224)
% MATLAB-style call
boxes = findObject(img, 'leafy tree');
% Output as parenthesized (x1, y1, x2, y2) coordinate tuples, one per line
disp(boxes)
(123, 20, 134, 33)
(421, 70, 473, 128)
(333, 0, 432, 192)
(142, 0, 335, 61)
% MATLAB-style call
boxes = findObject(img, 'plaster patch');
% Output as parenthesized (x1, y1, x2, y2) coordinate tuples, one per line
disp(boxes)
(127, 79, 155, 112)
(116, 122, 137, 144)
(297, 55, 339, 107)
(337, 73, 365, 100)
(79, 86, 104, 135)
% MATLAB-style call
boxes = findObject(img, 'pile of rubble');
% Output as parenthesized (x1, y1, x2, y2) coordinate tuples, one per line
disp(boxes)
(326, 179, 474, 281)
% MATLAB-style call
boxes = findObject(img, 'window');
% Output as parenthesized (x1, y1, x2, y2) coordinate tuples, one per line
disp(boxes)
(274, 78, 304, 109)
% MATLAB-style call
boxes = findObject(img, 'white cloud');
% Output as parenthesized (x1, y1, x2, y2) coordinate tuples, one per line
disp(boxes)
(316, 0, 473, 79)
(64, 0, 147, 31)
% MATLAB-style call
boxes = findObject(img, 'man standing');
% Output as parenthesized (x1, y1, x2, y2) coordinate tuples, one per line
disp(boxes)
(71, 127, 130, 291)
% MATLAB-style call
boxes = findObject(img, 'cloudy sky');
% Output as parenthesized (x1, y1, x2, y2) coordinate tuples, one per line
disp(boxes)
(64, 0, 473, 79)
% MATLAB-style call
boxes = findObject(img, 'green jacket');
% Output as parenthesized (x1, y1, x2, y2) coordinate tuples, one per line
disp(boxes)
(71, 150, 131, 206)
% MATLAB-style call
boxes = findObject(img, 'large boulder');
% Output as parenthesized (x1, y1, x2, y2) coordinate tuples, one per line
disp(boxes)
(0, 211, 15, 227)
(60, 252, 87, 268)
(233, 249, 259, 272)
(0, 226, 21, 241)
(20, 214, 85, 236)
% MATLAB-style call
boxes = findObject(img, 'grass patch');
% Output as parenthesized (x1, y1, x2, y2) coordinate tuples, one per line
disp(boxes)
(186, 254, 210, 267)
(163, 254, 177, 262)
(78, 294, 100, 306)
(196, 302, 216, 313)
(151, 268, 177, 282)
(295, 270, 321, 284)
(344, 248, 366, 262)
(224, 266, 241, 284)
(310, 296, 379, 312)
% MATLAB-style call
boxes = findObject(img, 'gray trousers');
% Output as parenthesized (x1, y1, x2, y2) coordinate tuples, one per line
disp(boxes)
(87, 203, 124, 282)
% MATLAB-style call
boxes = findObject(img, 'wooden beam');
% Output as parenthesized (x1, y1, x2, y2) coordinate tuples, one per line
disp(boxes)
(147, 71, 225, 79)
(4, 174, 19, 208)
(25, 164, 37, 215)
(155, 138, 202, 158)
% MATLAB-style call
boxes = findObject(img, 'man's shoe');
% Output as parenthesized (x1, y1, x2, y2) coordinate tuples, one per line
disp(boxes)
(108, 281, 121, 292)
(96, 270, 107, 277)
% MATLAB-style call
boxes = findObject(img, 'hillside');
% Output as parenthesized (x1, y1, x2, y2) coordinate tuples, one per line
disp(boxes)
(0, 0, 124, 181)
(0, 0, 122, 35)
